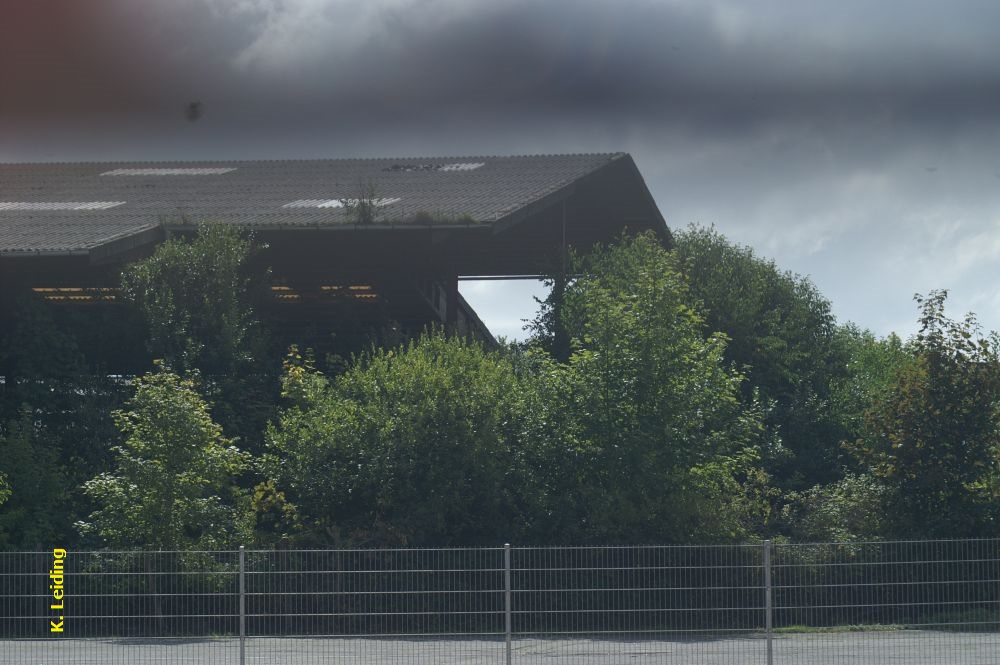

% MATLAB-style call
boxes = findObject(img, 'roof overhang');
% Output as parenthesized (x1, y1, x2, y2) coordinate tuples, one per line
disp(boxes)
(0, 154, 669, 276)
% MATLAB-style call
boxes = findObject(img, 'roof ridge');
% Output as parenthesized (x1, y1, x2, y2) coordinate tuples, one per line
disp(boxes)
(0, 152, 626, 166)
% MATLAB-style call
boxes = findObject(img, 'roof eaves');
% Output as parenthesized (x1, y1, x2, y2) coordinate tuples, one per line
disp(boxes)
(0, 152, 624, 168)
(0, 248, 92, 258)
(161, 221, 492, 232)
(88, 224, 165, 264)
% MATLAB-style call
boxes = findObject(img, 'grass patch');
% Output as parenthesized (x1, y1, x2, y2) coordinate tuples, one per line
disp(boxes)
(919, 609, 1000, 633)
(403, 210, 477, 225)
(774, 624, 905, 634)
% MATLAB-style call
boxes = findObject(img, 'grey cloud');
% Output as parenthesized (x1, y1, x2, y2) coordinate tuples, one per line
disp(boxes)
(218, 0, 1000, 133)
(7, 0, 1000, 133)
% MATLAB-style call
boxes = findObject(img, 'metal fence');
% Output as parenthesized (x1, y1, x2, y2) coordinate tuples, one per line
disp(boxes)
(2, 539, 998, 664)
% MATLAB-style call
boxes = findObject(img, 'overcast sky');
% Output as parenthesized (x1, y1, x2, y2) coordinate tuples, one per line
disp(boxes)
(4, 0, 1000, 340)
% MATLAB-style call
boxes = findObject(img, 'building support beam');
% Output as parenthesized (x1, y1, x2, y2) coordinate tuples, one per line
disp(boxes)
(445, 275, 459, 326)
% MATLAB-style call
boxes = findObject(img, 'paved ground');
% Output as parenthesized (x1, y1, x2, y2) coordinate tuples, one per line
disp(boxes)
(4, 631, 999, 664)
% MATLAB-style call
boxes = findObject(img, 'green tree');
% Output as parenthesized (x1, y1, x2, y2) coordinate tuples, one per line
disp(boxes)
(525, 271, 572, 362)
(772, 327, 914, 543)
(673, 225, 848, 490)
(0, 298, 130, 546)
(778, 474, 889, 543)
(120, 224, 267, 375)
(852, 291, 1000, 537)
(264, 333, 531, 546)
(120, 224, 275, 450)
(1, 296, 88, 388)
(0, 410, 69, 549)
(530, 233, 769, 543)
(77, 367, 251, 549)
(831, 324, 913, 451)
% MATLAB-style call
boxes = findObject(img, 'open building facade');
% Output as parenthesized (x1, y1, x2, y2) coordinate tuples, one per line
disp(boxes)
(0, 153, 669, 371)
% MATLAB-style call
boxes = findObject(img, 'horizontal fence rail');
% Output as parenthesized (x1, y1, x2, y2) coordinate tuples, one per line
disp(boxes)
(2, 539, 999, 664)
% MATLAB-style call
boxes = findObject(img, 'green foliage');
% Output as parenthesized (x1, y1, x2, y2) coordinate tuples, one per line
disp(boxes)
(78, 367, 251, 549)
(525, 273, 571, 362)
(1, 289, 148, 390)
(529, 233, 769, 542)
(774, 624, 904, 634)
(340, 181, 384, 225)
(0, 296, 127, 453)
(776, 327, 914, 543)
(5, 215, 998, 550)
(673, 225, 849, 489)
(265, 333, 529, 546)
(779, 474, 890, 543)
(120, 224, 267, 376)
(1, 296, 88, 383)
(401, 210, 476, 225)
(920, 608, 1000, 632)
(851, 291, 1000, 537)
(0, 298, 131, 545)
(830, 325, 912, 445)
(0, 410, 70, 549)
(119, 223, 275, 450)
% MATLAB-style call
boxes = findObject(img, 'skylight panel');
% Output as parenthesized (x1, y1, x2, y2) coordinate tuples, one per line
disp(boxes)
(101, 168, 236, 176)
(382, 164, 437, 173)
(382, 162, 484, 172)
(282, 198, 401, 209)
(283, 199, 343, 209)
(0, 201, 126, 211)
(438, 162, 485, 171)
(342, 197, 401, 207)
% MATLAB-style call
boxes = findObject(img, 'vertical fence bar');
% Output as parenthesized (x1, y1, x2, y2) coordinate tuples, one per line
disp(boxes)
(504, 543, 512, 665)
(763, 540, 773, 665)
(239, 545, 246, 665)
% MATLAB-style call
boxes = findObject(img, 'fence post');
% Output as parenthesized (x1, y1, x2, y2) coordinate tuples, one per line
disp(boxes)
(763, 539, 773, 665)
(239, 545, 246, 665)
(504, 543, 512, 665)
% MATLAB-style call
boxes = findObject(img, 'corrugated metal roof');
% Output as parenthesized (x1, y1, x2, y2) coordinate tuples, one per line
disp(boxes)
(0, 154, 628, 256)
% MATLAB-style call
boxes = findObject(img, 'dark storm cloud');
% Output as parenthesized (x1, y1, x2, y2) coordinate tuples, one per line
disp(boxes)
(243, 0, 998, 138)
(6, 0, 1000, 134)
(236, 0, 1000, 132)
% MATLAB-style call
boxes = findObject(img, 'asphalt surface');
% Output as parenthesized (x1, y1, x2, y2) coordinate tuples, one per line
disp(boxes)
(4, 631, 998, 664)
